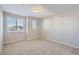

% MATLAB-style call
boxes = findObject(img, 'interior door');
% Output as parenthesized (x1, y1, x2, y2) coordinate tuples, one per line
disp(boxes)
(3, 13, 26, 43)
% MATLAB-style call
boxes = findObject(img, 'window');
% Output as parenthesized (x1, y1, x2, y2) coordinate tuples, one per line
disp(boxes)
(32, 20, 37, 30)
(17, 17, 25, 32)
(7, 16, 16, 32)
(0, 19, 3, 32)
(7, 15, 25, 32)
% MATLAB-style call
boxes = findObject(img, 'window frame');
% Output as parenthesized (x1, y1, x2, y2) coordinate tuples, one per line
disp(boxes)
(6, 13, 25, 32)
(32, 19, 37, 30)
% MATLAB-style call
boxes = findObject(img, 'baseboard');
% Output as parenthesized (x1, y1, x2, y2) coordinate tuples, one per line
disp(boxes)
(43, 37, 79, 49)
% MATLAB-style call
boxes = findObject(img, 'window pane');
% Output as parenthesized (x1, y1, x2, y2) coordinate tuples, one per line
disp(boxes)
(7, 16, 16, 32)
(32, 20, 37, 30)
(0, 19, 3, 32)
(17, 17, 25, 32)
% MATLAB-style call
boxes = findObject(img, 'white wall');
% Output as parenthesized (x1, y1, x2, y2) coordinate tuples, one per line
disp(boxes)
(41, 15, 79, 48)
(4, 32, 26, 43)
(0, 10, 3, 53)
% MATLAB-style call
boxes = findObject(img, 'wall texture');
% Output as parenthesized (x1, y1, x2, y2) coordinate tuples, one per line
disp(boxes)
(0, 10, 3, 53)
(41, 15, 79, 48)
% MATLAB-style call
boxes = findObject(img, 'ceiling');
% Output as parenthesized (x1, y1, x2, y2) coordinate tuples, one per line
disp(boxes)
(1, 4, 79, 19)
(0, 4, 53, 19)
(43, 4, 79, 17)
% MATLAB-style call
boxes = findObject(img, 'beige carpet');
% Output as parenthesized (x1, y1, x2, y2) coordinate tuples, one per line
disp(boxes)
(1, 39, 79, 55)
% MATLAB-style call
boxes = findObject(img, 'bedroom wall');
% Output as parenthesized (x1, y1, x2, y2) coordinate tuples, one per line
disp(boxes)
(40, 15, 79, 48)
(0, 10, 3, 53)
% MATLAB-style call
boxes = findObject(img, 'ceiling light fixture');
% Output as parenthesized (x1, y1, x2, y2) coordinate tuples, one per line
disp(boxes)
(32, 8, 41, 13)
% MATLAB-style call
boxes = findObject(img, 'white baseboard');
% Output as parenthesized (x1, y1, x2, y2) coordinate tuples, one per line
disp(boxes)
(43, 37, 79, 49)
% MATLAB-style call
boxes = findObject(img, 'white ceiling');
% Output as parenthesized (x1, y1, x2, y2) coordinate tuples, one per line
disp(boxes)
(42, 4, 79, 17)
(1, 4, 79, 19)
(0, 4, 53, 19)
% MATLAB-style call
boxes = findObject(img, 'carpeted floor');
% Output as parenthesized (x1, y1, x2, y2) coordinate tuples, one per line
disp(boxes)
(1, 39, 79, 55)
